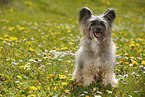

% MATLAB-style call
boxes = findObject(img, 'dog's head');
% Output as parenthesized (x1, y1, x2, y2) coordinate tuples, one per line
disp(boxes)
(79, 7, 116, 42)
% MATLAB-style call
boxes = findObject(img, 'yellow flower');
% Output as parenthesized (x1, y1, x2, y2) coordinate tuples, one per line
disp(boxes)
(51, 33, 54, 35)
(56, 26, 60, 29)
(54, 83, 58, 85)
(18, 27, 25, 30)
(64, 90, 70, 92)
(19, 66, 25, 69)
(50, 49, 54, 52)
(0, 37, 3, 40)
(9, 37, 17, 41)
(132, 61, 137, 64)
(141, 61, 145, 65)
(47, 76, 50, 79)
(119, 77, 124, 80)
(59, 75, 66, 79)
(4, 34, 9, 38)
(134, 67, 137, 69)
(29, 48, 34, 52)
(4, 38, 9, 41)
(77, 84, 82, 86)
(55, 48, 60, 51)
(69, 78, 75, 81)
(136, 43, 139, 46)
(125, 62, 129, 64)
(30, 86, 37, 91)
(115, 69, 120, 71)
(67, 29, 71, 32)
(130, 44, 135, 47)
(49, 74, 53, 77)
(0, 74, 4, 76)
(28, 94, 35, 97)
(93, 87, 97, 92)
(17, 75, 22, 79)
(9, 8, 13, 12)
(8, 27, 15, 31)
(62, 82, 67, 86)
(85, 95, 89, 97)
(106, 1, 110, 5)
(130, 41, 135, 44)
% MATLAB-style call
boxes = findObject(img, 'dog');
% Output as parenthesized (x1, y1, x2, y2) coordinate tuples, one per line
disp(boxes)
(72, 7, 118, 87)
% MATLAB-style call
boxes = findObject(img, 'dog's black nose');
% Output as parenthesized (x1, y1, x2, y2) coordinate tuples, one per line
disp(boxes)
(97, 27, 101, 31)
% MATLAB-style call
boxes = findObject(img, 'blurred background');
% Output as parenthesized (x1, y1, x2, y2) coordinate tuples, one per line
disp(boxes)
(0, 0, 144, 23)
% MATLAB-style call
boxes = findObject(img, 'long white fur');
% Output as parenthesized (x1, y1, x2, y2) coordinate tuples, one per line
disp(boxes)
(73, 13, 118, 87)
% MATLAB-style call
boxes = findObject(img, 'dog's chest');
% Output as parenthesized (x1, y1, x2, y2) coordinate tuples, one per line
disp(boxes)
(87, 44, 114, 72)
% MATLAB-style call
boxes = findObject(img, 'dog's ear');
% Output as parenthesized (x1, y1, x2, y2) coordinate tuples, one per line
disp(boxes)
(103, 8, 116, 24)
(79, 7, 93, 23)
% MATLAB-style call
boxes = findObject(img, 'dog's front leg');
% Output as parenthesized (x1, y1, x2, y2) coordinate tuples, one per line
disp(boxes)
(73, 68, 83, 83)
(102, 72, 118, 87)
(83, 74, 94, 86)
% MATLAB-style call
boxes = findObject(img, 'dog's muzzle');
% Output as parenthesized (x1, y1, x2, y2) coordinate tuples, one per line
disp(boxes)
(93, 32, 102, 38)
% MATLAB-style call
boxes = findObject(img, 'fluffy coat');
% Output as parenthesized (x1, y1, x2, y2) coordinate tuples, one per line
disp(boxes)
(73, 7, 118, 87)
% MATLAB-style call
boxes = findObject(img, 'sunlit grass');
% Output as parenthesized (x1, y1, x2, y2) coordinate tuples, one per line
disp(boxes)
(0, 0, 144, 96)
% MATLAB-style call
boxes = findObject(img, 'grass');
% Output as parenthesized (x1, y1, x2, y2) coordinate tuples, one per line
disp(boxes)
(0, 0, 145, 96)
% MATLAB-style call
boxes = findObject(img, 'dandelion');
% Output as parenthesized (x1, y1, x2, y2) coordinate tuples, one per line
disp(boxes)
(19, 66, 25, 69)
(67, 29, 71, 32)
(61, 82, 67, 86)
(10, 8, 13, 12)
(4, 34, 9, 38)
(4, 38, 9, 41)
(28, 94, 36, 97)
(30, 86, 37, 91)
(124, 62, 129, 64)
(59, 75, 66, 79)
(17, 75, 22, 79)
(69, 78, 75, 81)
(77, 84, 82, 86)
(64, 90, 70, 92)
(132, 61, 137, 64)
(106, 0, 110, 5)
(130, 41, 135, 44)
(93, 87, 97, 92)
(9, 37, 17, 41)
(115, 69, 120, 71)
(133, 67, 137, 69)
(29, 48, 35, 52)
(0, 74, 4, 76)
(0, 37, 3, 40)
(130, 44, 135, 47)
(18, 27, 25, 30)
(56, 26, 60, 29)
(141, 61, 145, 65)
(136, 43, 139, 46)
(49, 74, 53, 77)
(119, 77, 124, 80)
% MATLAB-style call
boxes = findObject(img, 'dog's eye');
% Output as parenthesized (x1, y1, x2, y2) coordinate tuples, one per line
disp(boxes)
(100, 22, 105, 26)
(91, 22, 96, 26)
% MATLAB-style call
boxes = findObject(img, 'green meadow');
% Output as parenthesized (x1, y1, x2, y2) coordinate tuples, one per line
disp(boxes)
(0, 0, 144, 96)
